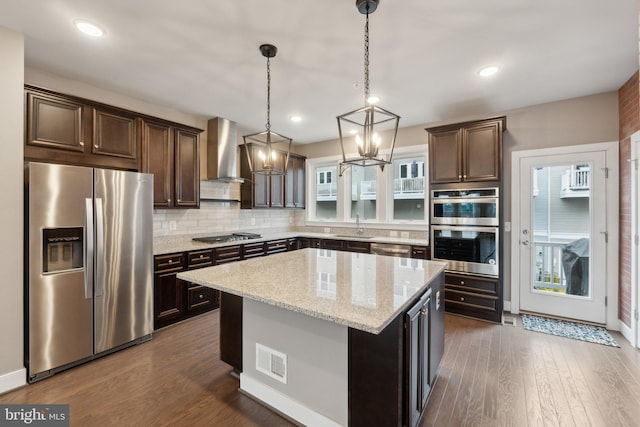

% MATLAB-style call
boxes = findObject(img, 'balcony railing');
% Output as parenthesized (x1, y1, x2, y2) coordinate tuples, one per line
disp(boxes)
(316, 182, 338, 201)
(355, 177, 425, 200)
(394, 177, 425, 199)
(560, 168, 590, 198)
(534, 241, 567, 292)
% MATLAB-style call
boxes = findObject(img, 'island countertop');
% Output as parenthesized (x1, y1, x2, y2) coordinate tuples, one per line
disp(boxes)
(178, 248, 446, 334)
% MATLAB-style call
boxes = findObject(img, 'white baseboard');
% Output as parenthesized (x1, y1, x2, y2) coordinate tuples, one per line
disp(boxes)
(0, 368, 26, 395)
(240, 373, 343, 427)
(503, 300, 511, 312)
(620, 321, 637, 347)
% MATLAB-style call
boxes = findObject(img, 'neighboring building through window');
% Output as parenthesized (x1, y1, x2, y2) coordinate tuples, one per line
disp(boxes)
(393, 156, 425, 220)
(315, 165, 337, 219)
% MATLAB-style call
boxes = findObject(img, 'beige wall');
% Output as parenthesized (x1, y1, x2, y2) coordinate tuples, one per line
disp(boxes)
(0, 27, 25, 392)
(297, 91, 620, 303)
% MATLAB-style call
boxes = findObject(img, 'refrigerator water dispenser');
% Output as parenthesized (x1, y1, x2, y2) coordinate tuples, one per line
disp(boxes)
(42, 227, 83, 273)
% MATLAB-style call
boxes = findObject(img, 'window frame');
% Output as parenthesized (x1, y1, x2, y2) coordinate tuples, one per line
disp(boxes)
(305, 145, 429, 231)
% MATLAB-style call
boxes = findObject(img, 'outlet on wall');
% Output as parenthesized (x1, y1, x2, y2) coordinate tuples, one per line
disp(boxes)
(389, 231, 398, 237)
(168, 221, 176, 231)
(323, 228, 331, 233)
(251, 218, 256, 225)
(401, 231, 409, 238)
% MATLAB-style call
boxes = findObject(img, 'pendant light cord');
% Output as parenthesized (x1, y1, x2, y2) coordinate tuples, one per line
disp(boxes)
(266, 56, 271, 132)
(364, 9, 370, 104)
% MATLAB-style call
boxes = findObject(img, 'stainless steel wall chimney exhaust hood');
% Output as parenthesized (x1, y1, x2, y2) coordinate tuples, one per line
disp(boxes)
(204, 117, 244, 183)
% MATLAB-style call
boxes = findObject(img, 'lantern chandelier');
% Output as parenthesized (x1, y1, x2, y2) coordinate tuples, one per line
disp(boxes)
(337, 0, 400, 176)
(243, 44, 292, 176)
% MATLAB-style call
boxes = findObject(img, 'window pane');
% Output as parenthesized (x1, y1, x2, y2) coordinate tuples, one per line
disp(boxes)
(350, 165, 377, 220)
(315, 165, 337, 219)
(392, 156, 425, 220)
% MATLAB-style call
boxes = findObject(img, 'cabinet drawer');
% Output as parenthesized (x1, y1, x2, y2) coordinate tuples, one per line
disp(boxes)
(266, 239, 288, 255)
(445, 273, 498, 295)
(215, 245, 242, 264)
(345, 241, 370, 253)
(154, 253, 185, 272)
(322, 239, 344, 250)
(444, 288, 498, 312)
(244, 242, 265, 259)
(411, 246, 429, 260)
(287, 238, 298, 251)
(187, 285, 218, 312)
(188, 249, 214, 268)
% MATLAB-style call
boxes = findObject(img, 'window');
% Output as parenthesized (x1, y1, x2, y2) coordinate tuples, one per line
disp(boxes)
(314, 165, 337, 219)
(306, 145, 428, 227)
(393, 156, 425, 221)
(350, 165, 377, 221)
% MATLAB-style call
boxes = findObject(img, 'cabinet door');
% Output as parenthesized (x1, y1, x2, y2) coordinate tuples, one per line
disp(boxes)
(174, 128, 200, 208)
(154, 271, 186, 329)
(142, 121, 173, 208)
(405, 299, 422, 427)
(428, 129, 462, 183)
(220, 292, 243, 371)
(463, 120, 501, 181)
(285, 156, 297, 208)
(285, 155, 306, 208)
(93, 108, 138, 162)
(26, 91, 85, 152)
(270, 151, 285, 208)
(253, 174, 270, 208)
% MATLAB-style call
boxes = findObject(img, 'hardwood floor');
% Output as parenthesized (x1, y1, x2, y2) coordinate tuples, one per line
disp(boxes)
(2, 311, 640, 426)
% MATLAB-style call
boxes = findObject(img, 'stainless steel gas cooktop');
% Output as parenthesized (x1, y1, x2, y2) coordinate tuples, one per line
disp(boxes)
(192, 232, 262, 244)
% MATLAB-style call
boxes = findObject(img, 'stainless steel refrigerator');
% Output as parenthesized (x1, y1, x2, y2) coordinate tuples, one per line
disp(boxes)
(25, 162, 154, 382)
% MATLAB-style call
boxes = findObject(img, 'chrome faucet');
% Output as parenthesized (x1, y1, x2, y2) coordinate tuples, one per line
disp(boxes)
(355, 213, 365, 236)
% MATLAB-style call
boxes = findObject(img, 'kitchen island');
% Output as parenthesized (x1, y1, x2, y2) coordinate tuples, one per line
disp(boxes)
(178, 248, 446, 427)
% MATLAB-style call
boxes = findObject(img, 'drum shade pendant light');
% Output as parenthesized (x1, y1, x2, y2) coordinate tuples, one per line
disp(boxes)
(243, 44, 292, 176)
(337, 0, 400, 176)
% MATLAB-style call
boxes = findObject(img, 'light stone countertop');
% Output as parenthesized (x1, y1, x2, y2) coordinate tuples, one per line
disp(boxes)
(178, 248, 446, 334)
(154, 232, 429, 255)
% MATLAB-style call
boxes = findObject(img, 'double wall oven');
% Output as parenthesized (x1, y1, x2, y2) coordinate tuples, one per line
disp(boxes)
(430, 188, 499, 276)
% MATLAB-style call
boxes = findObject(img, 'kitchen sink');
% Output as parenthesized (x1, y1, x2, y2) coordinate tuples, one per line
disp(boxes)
(334, 235, 374, 239)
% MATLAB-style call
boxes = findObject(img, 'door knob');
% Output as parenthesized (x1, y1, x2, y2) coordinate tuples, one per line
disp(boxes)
(522, 240, 530, 246)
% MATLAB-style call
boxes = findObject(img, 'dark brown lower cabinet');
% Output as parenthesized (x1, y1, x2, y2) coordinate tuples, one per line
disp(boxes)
(220, 292, 243, 372)
(444, 271, 501, 323)
(219, 272, 445, 427)
(349, 273, 443, 427)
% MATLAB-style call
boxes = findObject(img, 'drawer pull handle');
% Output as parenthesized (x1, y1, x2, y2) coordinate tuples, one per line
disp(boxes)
(199, 295, 204, 299)
(168, 260, 173, 263)
(460, 297, 465, 302)
(199, 254, 204, 258)
(460, 280, 465, 285)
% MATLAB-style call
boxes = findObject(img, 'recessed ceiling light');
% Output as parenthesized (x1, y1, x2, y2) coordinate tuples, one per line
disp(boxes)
(74, 20, 105, 37)
(290, 115, 302, 123)
(478, 65, 500, 77)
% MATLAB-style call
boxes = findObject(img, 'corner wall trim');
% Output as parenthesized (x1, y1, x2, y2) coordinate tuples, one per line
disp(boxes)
(0, 368, 26, 395)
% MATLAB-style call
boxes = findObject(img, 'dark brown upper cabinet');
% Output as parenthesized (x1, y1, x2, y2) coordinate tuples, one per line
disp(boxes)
(241, 143, 295, 209)
(142, 120, 201, 209)
(285, 154, 306, 209)
(25, 86, 139, 170)
(426, 116, 505, 184)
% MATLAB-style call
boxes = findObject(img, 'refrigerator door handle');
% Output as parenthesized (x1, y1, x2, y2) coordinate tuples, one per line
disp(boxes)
(95, 198, 105, 298)
(84, 198, 94, 299)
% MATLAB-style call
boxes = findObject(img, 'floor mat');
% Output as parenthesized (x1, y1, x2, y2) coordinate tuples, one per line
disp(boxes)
(521, 314, 619, 347)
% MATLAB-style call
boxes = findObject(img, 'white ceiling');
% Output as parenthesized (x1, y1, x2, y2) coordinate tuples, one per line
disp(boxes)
(0, 0, 637, 144)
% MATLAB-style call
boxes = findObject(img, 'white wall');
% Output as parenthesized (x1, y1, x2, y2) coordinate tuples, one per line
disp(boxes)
(0, 27, 25, 393)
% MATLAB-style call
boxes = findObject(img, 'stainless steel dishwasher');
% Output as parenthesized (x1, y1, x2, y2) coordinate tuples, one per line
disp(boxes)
(370, 243, 411, 258)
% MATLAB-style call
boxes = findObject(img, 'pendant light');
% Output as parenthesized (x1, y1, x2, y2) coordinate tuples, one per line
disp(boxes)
(337, 0, 400, 176)
(243, 44, 292, 176)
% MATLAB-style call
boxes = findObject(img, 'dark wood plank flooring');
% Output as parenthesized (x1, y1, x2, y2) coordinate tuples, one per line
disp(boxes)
(2, 311, 640, 426)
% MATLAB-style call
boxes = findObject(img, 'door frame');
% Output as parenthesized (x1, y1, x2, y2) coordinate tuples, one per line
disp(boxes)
(627, 131, 640, 347)
(510, 141, 619, 330)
